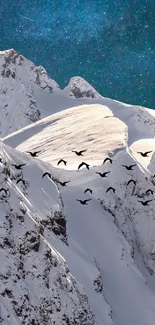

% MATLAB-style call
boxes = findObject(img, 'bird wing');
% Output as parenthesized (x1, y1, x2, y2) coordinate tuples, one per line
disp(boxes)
(78, 163, 83, 169)
(20, 164, 26, 167)
(146, 200, 152, 203)
(103, 157, 111, 163)
(80, 150, 87, 154)
(146, 151, 153, 154)
(85, 199, 91, 203)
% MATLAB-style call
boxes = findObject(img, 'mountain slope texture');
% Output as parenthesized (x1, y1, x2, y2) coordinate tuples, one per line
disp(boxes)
(1, 49, 155, 325)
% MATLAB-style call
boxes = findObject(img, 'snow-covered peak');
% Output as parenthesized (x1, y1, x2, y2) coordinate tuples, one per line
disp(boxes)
(0, 49, 59, 137)
(65, 76, 101, 99)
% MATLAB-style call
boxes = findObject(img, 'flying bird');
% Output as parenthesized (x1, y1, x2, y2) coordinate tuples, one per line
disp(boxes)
(76, 199, 92, 205)
(72, 150, 87, 156)
(57, 159, 67, 166)
(0, 188, 8, 195)
(42, 172, 52, 179)
(145, 189, 154, 195)
(96, 171, 111, 178)
(58, 181, 70, 187)
(127, 179, 137, 186)
(122, 164, 137, 171)
(106, 187, 116, 193)
(103, 157, 113, 164)
(137, 151, 152, 157)
(27, 151, 41, 157)
(78, 162, 90, 170)
(11, 163, 26, 170)
(138, 199, 153, 206)
(16, 178, 26, 186)
(84, 188, 93, 194)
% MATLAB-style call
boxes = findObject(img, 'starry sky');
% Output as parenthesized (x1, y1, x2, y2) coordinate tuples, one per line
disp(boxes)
(1, 0, 155, 108)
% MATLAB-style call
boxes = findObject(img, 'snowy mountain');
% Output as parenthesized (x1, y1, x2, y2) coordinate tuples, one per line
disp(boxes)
(1, 49, 155, 325)
(0, 49, 59, 137)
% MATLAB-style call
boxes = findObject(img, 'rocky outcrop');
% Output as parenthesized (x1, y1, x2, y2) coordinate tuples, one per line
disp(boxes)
(66, 76, 100, 99)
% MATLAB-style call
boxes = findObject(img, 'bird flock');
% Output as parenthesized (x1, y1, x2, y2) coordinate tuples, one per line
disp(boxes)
(1, 149, 153, 208)
(41, 148, 154, 207)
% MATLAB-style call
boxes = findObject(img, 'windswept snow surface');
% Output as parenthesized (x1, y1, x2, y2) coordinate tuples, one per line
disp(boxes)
(3, 103, 128, 167)
(2, 49, 155, 325)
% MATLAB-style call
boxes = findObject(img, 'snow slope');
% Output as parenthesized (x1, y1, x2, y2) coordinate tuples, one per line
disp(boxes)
(3, 103, 128, 167)
(0, 141, 96, 325)
(1, 137, 155, 325)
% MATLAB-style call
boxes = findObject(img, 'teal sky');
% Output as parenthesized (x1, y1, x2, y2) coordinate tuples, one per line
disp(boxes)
(1, 0, 155, 108)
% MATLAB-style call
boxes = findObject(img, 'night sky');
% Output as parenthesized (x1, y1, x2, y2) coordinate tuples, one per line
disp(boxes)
(1, 1, 155, 108)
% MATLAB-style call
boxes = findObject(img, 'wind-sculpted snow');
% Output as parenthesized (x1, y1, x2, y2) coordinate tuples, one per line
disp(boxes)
(3, 103, 128, 167)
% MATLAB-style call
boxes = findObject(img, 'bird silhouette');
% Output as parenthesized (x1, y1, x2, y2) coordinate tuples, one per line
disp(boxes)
(103, 157, 113, 164)
(137, 151, 152, 157)
(84, 188, 93, 194)
(122, 164, 137, 170)
(78, 162, 90, 170)
(127, 179, 137, 186)
(42, 172, 52, 179)
(27, 151, 41, 157)
(0, 188, 8, 195)
(0, 158, 2, 163)
(58, 181, 70, 187)
(76, 199, 92, 205)
(11, 163, 26, 170)
(57, 159, 67, 166)
(138, 199, 153, 206)
(145, 189, 154, 195)
(96, 171, 111, 178)
(106, 187, 116, 193)
(16, 178, 26, 186)
(72, 149, 87, 156)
